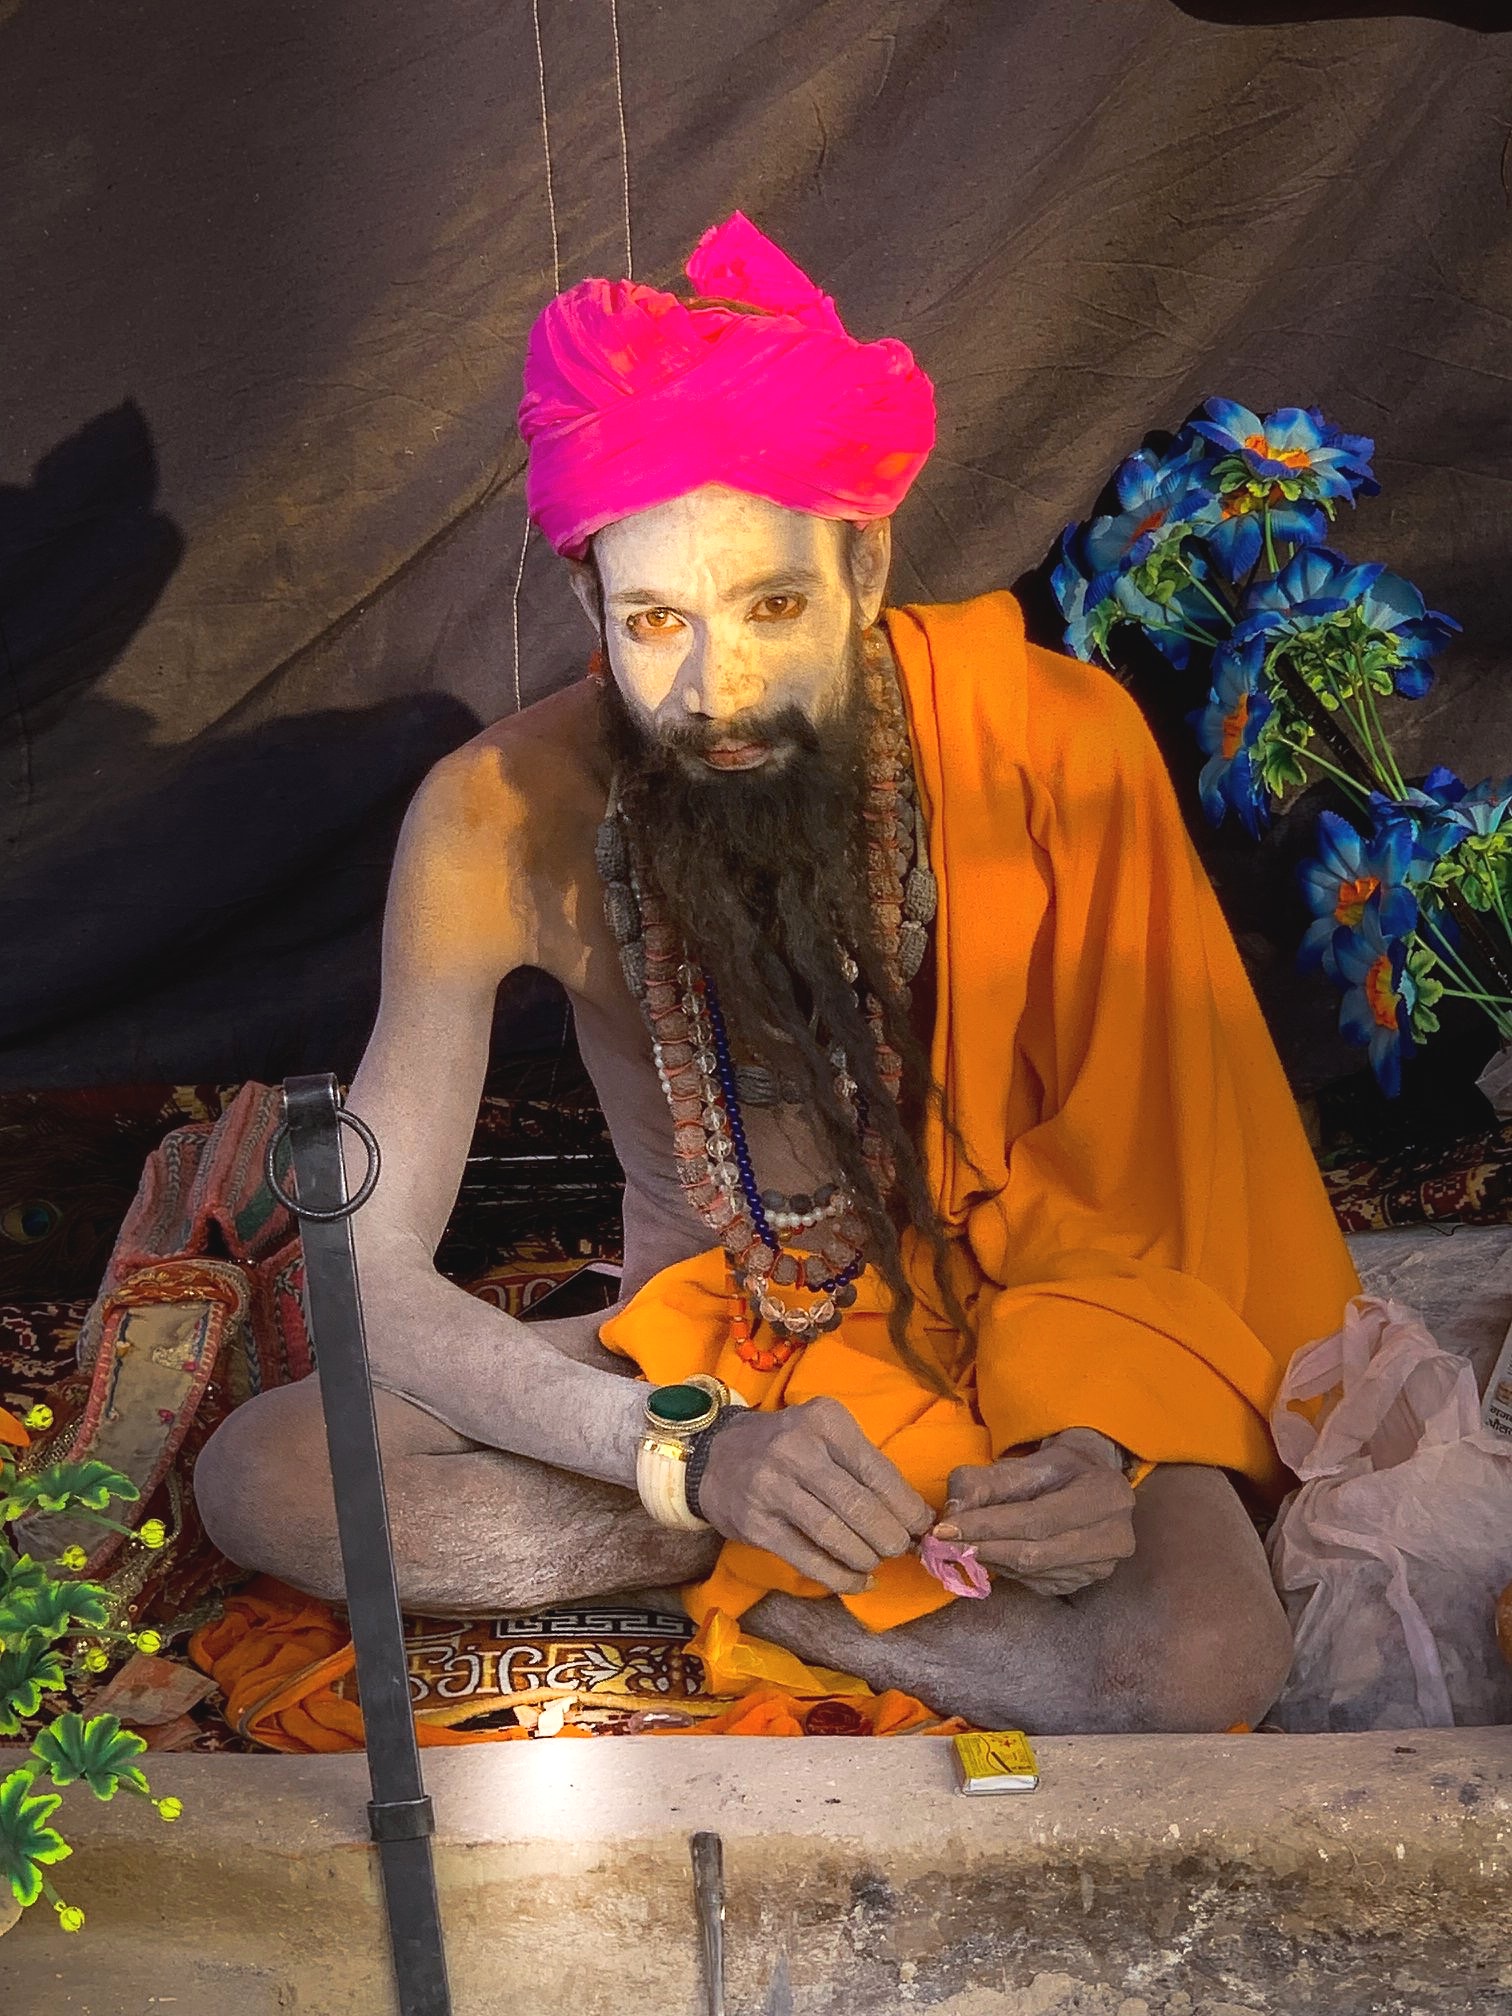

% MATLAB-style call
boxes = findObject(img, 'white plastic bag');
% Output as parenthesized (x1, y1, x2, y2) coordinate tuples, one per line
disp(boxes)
(1266, 1294, 1512, 1730)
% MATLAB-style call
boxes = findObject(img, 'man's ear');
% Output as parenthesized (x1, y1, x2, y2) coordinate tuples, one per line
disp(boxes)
(848, 519, 893, 628)
(567, 558, 603, 635)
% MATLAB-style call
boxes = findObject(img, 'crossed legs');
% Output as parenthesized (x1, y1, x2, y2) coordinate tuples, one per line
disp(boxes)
(193, 1372, 1291, 1734)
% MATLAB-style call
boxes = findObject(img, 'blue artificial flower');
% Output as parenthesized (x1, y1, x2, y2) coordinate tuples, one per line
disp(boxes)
(1234, 546, 1459, 699)
(1184, 402, 1379, 585)
(1190, 400, 1376, 503)
(1201, 491, 1328, 585)
(1051, 526, 1112, 664)
(1353, 566, 1461, 698)
(1331, 903, 1416, 1098)
(1191, 638, 1273, 836)
(1441, 775, 1512, 840)
(1298, 809, 1417, 978)
(1238, 544, 1381, 629)
(1305, 409, 1379, 494)
(1368, 768, 1469, 873)
(1105, 550, 1221, 672)
(1079, 442, 1214, 586)
(1053, 444, 1224, 671)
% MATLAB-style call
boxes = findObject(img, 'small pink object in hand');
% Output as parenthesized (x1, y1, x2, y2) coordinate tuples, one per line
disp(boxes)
(919, 1531, 991, 1599)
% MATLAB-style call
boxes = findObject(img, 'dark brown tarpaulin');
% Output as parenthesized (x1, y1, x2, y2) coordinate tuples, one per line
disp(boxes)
(2, 0, 1508, 1093)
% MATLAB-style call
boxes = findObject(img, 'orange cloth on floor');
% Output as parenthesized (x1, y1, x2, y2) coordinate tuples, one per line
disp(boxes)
(185, 1576, 958, 1753)
(186, 1578, 510, 1755)
(599, 590, 1361, 1633)
(642, 1683, 968, 1738)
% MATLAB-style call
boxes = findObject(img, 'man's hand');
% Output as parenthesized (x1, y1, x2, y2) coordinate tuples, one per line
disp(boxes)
(933, 1428, 1136, 1598)
(695, 1396, 935, 1595)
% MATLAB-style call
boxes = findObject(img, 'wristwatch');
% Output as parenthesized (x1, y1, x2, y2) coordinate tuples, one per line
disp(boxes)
(635, 1374, 748, 1530)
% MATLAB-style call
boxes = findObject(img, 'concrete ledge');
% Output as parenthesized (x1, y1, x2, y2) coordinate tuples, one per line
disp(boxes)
(2, 1727, 1510, 2013)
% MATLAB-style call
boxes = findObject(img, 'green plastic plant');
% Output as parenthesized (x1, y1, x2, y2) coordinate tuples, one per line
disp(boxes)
(0, 1402, 183, 1935)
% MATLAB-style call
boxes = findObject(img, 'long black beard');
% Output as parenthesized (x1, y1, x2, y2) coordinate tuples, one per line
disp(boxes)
(595, 640, 965, 1395)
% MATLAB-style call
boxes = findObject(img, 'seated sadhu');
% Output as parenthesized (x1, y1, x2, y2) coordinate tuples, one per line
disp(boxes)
(193, 214, 1361, 1734)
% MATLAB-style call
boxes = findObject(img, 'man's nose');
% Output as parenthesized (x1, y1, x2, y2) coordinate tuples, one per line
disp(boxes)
(676, 634, 764, 719)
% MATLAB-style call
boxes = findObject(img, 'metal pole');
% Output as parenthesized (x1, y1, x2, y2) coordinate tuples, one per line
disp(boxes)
(268, 1073, 453, 2016)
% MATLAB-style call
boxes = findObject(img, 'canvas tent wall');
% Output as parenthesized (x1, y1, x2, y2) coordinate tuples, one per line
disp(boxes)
(2, 0, 1508, 1095)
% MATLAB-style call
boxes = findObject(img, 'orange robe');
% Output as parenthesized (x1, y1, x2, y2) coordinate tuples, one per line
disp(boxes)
(600, 590, 1361, 1633)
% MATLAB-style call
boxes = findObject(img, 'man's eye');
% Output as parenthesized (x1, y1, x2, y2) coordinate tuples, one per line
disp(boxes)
(626, 608, 682, 639)
(753, 594, 804, 621)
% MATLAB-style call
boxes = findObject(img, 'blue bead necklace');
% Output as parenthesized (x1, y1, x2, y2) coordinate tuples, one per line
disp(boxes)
(702, 969, 866, 1302)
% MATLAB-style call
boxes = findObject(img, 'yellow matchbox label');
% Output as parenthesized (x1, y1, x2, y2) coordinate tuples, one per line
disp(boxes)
(953, 1729, 1040, 1792)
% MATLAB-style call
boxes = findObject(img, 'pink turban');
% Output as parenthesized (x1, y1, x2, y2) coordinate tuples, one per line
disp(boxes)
(518, 213, 937, 559)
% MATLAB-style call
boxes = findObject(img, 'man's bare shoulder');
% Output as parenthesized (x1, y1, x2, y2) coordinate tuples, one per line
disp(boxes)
(428, 679, 607, 812)
(390, 680, 608, 982)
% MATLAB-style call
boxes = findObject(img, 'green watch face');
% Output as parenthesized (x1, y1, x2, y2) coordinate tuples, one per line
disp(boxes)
(647, 1383, 714, 1427)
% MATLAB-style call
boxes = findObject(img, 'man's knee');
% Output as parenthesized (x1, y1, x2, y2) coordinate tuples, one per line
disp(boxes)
(1118, 1571, 1293, 1733)
(193, 1379, 340, 1587)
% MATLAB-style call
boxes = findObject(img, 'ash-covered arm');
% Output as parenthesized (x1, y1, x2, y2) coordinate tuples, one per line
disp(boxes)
(340, 741, 649, 1489)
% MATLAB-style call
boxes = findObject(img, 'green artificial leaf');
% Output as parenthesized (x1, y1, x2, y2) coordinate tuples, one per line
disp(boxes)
(1460, 873, 1494, 911)
(0, 1458, 139, 1523)
(1454, 833, 1512, 913)
(1127, 545, 1195, 609)
(1211, 452, 1253, 495)
(1253, 725, 1309, 801)
(0, 1640, 68, 1737)
(1083, 598, 1124, 666)
(30, 1711, 150, 1803)
(0, 1574, 110, 1647)
(0, 1765, 72, 1909)
(1406, 941, 1446, 1042)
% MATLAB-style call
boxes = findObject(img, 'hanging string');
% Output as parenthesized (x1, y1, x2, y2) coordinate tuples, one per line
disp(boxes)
(513, 0, 634, 710)
(509, 515, 530, 715)
(608, 0, 633, 278)
(531, 0, 562, 294)
(513, 0, 563, 711)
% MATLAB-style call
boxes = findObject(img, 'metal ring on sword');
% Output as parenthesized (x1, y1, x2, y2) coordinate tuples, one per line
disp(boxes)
(264, 1108, 382, 1222)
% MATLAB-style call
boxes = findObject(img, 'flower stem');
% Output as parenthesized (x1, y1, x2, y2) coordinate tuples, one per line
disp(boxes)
(1272, 736, 1374, 811)
(1435, 986, 1512, 1008)
(1264, 644, 1371, 784)
(1180, 563, 1238, 630)
(1317, 657, 1392, 793)
(1356, 660, 1409, 798)
(1175, 620, 1225, 649)
(1419, 936, 1512, 1039)
(1446, 887, 1512, 1001)
(1263, 510, 1279, 575)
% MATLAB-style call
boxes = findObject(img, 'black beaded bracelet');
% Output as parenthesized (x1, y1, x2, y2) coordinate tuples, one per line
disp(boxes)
(684, 1405, 746, 1522)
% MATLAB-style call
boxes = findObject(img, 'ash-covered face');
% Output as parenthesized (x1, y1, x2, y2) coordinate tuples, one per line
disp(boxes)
(570, 485, 891, 775)
(577, 486, 888, 1046)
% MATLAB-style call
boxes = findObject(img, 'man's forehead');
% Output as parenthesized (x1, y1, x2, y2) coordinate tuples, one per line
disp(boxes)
(593, 486, 850, 606)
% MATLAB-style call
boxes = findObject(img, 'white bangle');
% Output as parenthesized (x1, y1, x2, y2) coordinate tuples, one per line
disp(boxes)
(636, 1432, 708, 1530)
